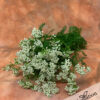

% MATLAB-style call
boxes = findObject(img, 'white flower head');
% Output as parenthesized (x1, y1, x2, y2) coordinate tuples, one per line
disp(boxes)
(34, 39, 43, 47)
(86, 66, 91, 72)
(32, 28, 43, 38)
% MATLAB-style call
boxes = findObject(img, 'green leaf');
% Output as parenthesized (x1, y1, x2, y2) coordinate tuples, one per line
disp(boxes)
(81, 50, 87, 56)
(68, 26, 81, 34)
(39, 23, 45, 31)
(48, 29, 54, 34)
(58, 26, 67, 34)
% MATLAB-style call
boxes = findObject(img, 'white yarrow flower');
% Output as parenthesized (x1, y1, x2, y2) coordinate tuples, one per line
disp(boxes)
(32, 28, 43, 38)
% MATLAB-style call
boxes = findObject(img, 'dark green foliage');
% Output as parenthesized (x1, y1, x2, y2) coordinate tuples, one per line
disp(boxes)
(39, 23, 45, 31)
(39, 24, 87, 53)
(58, 26, 67, 34)
(34, 46, 43, 54)
(68, 26, 81, 33)
(56, 26, 87, 51)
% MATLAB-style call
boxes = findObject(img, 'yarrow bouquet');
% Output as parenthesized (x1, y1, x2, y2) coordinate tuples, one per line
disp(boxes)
(3, 23, 91, 97)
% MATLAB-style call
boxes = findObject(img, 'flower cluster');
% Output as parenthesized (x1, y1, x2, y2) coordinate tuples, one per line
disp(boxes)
(32, 28, 43, 38)
(75, 64, 91, 75)
(3, 24, 91, 97)
(18, 80, 33, 89)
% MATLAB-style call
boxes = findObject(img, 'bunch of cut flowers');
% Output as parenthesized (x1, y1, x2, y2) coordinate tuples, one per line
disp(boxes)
(3, 23, 91, 97)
